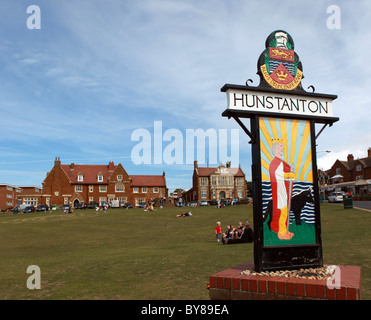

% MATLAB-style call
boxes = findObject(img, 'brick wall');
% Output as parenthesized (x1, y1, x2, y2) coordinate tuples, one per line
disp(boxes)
(209, 262, 362, 300)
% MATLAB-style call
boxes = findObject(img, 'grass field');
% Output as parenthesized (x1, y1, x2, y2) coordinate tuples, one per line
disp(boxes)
(0, 203, 369, 300)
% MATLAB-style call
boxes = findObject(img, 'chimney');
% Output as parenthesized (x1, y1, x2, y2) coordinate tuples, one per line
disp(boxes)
(163, 171, 165, 176)
(347, 154, 354, 162)
(108, 161, 114, 171)
(226, 161, 231, 168)
(70, 162, 75, 170)
(194, 160, 198, 169)
(368, 148, 371, 158)
(54, 157, 61, 167)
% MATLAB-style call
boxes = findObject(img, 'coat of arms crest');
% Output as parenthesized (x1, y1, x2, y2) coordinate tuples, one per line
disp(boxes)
(258, 30, 304, 91)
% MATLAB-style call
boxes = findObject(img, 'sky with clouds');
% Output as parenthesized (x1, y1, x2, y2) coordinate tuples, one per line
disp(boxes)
(0, 0, 370, 192)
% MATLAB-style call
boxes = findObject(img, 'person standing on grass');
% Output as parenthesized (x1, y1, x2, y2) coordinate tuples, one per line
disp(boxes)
(215, 221, 222, 242)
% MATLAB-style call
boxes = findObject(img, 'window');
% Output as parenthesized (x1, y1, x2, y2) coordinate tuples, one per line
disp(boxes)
(212, 190, 216, 198)
(135, 198, 145, 207)
(89, 185, 93, 192)
(201, 190, 207, 198)
(142, 187, 147, 193)
(64, 197, 69, 205)
(6, 186, 12, 191)
(75, 185, 82, 192)
(99, 185, 107, 192)
(117, 175, 123, 181)
(211, 176, 217, 186)
(99, 197, 107, 205)
(133, 187, 139, 193)
(118, 197, 127, 205)
(236, 178, 244, 186)
(89, 197, 94, 202)
(6, 194, 13, 199)
(356, 175, 363, 180)
(229, 190, 233, 198)
(336, 168, 340, 175)
(153, 187, 159, 193)
(115, 183, 124, 192)
(200, 178, 207, 186)
(78, 175, 83, 182)
(356, 165, 362, 172)
(97, 174, 103, 182)
(229, 176, 233, 186)
(237, 190, 243, 198)
(218, 176, 227, 186)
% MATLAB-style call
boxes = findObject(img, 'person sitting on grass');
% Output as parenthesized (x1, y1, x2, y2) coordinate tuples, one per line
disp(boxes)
(222, 225, 235, 242)
(222, 221, 254, 244)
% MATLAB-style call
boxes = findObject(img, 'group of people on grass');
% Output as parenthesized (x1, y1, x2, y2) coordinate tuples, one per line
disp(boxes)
(215, 220, 254, 244)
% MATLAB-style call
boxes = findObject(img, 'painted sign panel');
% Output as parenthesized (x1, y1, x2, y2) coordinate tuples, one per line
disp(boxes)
(259, 117, 316, 246)
(225, 89, 334, 118)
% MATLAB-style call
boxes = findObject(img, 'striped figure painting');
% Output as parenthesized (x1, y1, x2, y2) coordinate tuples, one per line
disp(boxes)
(259, 117, 316, 246)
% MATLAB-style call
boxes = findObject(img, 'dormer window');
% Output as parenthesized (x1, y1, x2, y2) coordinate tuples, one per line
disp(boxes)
(97, 173, 104, 182)
(77, 173, 84, 182)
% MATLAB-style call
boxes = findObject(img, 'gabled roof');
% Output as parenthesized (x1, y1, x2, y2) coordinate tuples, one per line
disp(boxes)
(60, 163, 166, 187)
(196, 165, 245, 177)
(130, 175, 166, 187)
(61, 164, 115, 184)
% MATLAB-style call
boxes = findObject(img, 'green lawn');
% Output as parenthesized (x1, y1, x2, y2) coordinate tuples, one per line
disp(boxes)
(0, 203, 369, 300)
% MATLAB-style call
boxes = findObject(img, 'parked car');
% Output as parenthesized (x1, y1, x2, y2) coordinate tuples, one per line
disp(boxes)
(123, 202, 132, 209)
(36, 204, 49, 212)
(74, 203, 84, 209)
(328, 191, 345, 203)
(209, 199, 218, 206)
(50, 205, 59, 211)
(138, 202, 146, 208)
(200, 200, 208, 206)
(23, 205, 35, 213)
(88, 201, 98, 209)
(61, 204, 71, 211)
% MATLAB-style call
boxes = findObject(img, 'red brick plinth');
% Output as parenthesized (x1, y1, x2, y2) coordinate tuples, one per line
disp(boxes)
(209, 262, 361, 300)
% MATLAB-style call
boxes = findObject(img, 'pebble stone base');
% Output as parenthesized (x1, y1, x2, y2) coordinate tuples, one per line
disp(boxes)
(209, 262, 361, 300)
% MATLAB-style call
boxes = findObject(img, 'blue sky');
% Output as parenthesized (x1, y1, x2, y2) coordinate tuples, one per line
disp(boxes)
(0, 0, 370, 192)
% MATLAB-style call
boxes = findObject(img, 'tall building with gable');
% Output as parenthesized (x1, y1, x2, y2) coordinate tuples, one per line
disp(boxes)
(183, 160, 247, 204)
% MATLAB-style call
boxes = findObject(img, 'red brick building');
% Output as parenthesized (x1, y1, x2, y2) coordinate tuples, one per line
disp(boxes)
(0, 184, 42, 211)
(42, 157, 168, 207)
(318, 148, 371, 197)
(183, 161, 247, 204)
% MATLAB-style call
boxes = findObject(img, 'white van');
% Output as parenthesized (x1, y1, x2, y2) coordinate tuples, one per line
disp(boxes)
(111, 200, 120, 208)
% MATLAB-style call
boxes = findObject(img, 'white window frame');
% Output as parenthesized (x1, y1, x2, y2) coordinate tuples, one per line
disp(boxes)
(142, 187, 147, 193)
(99, 185, 107, 193)
(115, 183, 124, 193)
(97, 175, 104, 182)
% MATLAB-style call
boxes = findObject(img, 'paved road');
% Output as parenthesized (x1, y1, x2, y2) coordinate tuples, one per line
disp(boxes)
(352, 201, 371, 211)
(324, 200, 371, 211)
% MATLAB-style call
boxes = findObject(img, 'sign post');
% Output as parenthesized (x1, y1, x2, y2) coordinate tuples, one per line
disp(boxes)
(222, 30, 339, 272)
